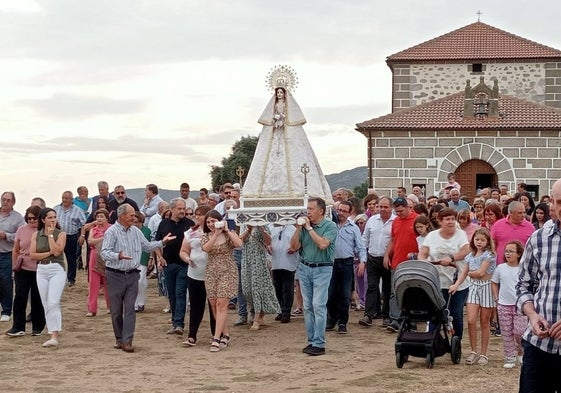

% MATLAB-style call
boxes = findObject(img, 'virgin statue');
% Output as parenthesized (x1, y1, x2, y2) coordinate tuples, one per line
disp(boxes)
(242, 76, 333, 203)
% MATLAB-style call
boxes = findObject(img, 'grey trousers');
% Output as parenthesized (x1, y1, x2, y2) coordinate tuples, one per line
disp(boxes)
(106, 269, 139, 344)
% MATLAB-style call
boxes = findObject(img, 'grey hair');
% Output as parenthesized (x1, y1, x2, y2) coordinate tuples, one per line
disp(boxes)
(508, 200, 524, 214)
(117, 203, 132, 217)
(168, 197, 185, 209)
(97, 181, 109, 189)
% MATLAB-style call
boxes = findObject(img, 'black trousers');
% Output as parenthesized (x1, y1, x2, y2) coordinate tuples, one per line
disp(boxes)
(12, 269, 45, 332)
(271, 269, 295, 316)
(187, 277, 216, 340)
(365, 255, 391, 319)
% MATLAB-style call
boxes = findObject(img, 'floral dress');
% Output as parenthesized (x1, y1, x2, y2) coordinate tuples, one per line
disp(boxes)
(201, 234, 238, 299)
(241, 226, 280, 314)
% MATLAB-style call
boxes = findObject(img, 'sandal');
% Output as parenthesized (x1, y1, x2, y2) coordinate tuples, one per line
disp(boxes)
(183, 337, 196, 347)
(477, 354, 489, 365)
(220, 335, 231, 348)
(465, 351, 478, 365)
(210, 338, 221, 352)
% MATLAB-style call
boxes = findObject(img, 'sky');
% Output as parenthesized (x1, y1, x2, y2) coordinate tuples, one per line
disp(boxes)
(2, 0, 561, 209)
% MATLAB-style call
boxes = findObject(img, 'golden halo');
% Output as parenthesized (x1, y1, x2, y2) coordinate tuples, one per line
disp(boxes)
(266, 65, 299, 92)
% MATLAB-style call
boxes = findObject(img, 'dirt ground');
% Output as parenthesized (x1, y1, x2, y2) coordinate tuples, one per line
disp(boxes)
(0, 273, 520, 393)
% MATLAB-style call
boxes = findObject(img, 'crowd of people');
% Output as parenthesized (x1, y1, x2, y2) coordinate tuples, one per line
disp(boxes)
(1, 176, 560, 391)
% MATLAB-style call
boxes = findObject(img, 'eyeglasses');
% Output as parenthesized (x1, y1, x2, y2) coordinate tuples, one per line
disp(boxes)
(27, 216, 38, 221)
(186, 212, 194, 216)
(224, 192, 231, 195)
(115, 192, 125, 195)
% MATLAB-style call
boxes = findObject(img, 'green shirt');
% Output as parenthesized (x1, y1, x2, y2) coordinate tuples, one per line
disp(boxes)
(299, 218, 337, 263)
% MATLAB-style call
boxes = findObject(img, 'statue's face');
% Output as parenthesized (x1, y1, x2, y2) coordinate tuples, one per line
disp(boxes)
(276, 88, 284, 99)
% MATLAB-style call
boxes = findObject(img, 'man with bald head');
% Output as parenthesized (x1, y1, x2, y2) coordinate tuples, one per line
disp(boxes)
(516, 178, 561, 392)
(490, 201, 534, 265)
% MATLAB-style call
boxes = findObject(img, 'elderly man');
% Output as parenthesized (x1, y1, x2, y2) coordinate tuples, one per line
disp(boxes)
(155, 198, 194, 335)
(290, 197, 337, 356)
(108, 185, 140, 224)
(491, 201, 534, 265)
(0, 192, 25, 322)
(140, 184, 164, 226)
(516, 178, 561, 392)
(101, 204, 175, 352)
(92, 181, 114, 213)
(448, 189, 470, 212)
(359, 196, 396, 327)
(54, 191, 86, 287)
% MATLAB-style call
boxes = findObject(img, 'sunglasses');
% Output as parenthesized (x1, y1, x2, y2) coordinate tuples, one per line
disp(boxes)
(27, 216, 38, 221)
(115, 192, 125, 195)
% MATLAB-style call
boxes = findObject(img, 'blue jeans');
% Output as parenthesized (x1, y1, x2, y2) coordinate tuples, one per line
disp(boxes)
(519, 340, 561, 393)
(164, 263, 188, 329)
(441, 287, 468, 339)
(0, 252, 13, 316)
(297, 263, 333, 348)
(327, 258, 354, 326)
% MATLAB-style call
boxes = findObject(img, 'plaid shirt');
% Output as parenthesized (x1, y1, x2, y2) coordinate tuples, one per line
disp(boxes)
(54, 204, 86, 236)
(516, 221, 561, 354)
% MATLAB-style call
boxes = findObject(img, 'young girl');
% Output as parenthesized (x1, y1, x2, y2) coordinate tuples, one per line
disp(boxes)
(408, 215, 432, 260)
(461, 228, 497, 365)
(491, 240, 528, 368)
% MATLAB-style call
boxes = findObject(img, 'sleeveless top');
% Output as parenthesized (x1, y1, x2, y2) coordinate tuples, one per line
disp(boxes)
(36, 228, 65, 269)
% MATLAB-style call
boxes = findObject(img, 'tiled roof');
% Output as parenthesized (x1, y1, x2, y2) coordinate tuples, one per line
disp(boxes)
(356, 93, 561, 131)
(387, 22, 561, 62)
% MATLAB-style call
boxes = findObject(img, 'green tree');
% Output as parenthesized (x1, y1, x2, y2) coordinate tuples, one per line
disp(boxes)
(210, 135, 258, 191)
(353, 180, 368, 200)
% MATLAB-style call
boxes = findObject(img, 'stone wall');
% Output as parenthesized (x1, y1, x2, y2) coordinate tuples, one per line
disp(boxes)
(390, 61, 561, 111)
(368, 129, 561, 198)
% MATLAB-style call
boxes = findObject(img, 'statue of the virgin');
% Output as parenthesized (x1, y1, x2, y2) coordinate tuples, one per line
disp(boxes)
(242, 67, 333, 203)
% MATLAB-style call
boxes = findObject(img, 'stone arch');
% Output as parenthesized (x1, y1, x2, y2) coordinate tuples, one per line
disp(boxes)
(437, 142, 515, 192)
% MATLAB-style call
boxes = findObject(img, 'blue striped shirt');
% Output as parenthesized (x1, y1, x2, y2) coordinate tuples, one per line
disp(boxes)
(54, 204, 86, 235)
(334, 220, 367, 262)
(516, 220, 561, 354)
(101, 221, 163, 271)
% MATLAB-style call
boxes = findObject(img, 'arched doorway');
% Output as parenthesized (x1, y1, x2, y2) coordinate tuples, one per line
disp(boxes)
(455, 159, 497, 201)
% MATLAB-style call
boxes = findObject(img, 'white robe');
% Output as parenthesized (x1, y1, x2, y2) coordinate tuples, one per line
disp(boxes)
(242, 90, 333, 203)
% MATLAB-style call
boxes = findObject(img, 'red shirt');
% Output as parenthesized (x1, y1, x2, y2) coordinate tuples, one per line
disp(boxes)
(390, 211, 419, 269)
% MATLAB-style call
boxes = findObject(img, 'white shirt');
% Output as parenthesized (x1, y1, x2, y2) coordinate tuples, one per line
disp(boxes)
(362, 213, 395, 257)
(491, 263, 520, 306)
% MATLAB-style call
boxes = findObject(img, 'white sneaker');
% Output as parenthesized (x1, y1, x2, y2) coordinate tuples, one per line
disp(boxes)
(503, 356, 516, 369)
(42, 338, 59, 347)
(0, 315, 11, 322)
(517, 355, 523, 365)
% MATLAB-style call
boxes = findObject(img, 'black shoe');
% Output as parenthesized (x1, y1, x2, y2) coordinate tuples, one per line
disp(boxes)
(307, 346, 326, 356)
(135, 305, 145, 313)
(6, 328, 25, 337)
(325, 322, 336, 331)
(337, 324, 347, 334)
(31, 330, 43, 336)
(275, 314, 282, 321)
(386, 321, 400, 333)
(280, 315, 290, 324)
(359, 316, 373, 327)
(382, 318, 391, 328)
(302, 344, 313, 354)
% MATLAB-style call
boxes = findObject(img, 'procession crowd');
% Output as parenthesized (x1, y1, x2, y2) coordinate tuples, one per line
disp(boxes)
(1, 175, 560, 392)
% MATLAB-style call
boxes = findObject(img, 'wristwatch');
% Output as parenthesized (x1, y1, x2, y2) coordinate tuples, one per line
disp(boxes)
(49, 234, 54, 238)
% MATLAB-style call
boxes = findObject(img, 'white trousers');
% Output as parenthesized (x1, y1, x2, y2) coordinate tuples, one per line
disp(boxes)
(36, 263, 66, 333)
(135, 265, 148, 308)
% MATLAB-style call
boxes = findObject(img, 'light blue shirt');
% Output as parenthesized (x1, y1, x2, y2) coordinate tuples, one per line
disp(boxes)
(334, 220, 367, 262)
(54, 204, 86, 235)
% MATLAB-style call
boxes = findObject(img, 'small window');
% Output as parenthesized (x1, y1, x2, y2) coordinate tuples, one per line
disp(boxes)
(526, 185, 539, 201)
(472, 64, 483, 73)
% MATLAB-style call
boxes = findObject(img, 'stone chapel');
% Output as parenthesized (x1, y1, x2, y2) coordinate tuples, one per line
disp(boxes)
(356, 21, 561, 200)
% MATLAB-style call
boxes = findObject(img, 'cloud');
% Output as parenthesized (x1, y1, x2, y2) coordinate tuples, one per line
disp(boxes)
(16, 93, 146, 119)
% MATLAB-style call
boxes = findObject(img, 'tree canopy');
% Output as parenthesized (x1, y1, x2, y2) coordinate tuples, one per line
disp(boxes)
(209, 135, 258, 191)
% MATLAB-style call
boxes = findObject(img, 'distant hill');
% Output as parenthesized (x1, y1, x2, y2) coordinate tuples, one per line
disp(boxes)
(325, 166, 368, 192)
(124, 166, 367, 205)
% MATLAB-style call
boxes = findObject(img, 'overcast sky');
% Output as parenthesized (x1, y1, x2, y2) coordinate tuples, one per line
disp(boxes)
(2, 0, 561, 208)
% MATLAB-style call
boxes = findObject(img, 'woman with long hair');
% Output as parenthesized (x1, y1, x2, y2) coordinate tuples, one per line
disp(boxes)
(6, 205, 45, 337)
(483, 204, 504, 229)
(201, 210, 243, 352)
(530, 202, 550, 230)
(30, 208, 67, 347)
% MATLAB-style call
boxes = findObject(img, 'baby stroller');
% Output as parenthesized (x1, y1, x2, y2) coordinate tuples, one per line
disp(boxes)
(393, 260, 461, 368)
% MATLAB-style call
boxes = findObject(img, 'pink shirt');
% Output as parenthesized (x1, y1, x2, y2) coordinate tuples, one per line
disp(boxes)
(13, 224, 38, 271)
(490, 217, 534, 264)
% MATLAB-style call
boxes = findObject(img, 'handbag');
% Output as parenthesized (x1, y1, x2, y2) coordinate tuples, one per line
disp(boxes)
(93, 253, 106, 276)
(13, 254, 25, 272)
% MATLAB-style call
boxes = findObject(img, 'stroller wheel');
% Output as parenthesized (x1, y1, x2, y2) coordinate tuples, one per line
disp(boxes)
(450, 336, 462, 364)
(396, 351, 406, 368)
(425, 353, 434, 369)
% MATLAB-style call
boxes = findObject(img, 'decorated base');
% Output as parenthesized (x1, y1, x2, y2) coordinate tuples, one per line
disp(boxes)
(228, 196, 308, 226)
